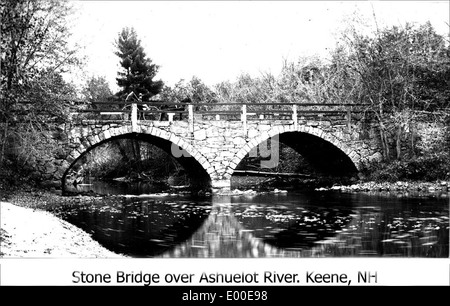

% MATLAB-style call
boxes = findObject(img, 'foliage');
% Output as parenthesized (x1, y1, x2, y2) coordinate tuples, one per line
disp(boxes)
(213, 55, 354, 106)
(114, 27, 163, 101)
(0, 0, 81, 171)
(5, 70, 76, 177)
(0, 0, 80, 103)
(156, 77, 218, 111)
(71, 140, 183, 181)
(334, 21, 450, 160)
(80, 75, 117, 112)
(82, 75, 113, 102)
(367, 152, 450, 182)
(236, 142, 315, 174)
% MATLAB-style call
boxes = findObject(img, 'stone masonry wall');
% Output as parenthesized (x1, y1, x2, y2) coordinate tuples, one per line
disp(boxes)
(35, 117, 381, 191)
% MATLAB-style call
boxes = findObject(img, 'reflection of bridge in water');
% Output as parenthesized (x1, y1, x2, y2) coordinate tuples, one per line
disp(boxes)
(159, 202, 295, 258)
(158, 199, 364, 258)
(159, 197, 447, 258)
(14, 100, 382, 193)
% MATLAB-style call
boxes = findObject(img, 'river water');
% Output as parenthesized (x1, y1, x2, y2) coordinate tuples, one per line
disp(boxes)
(58, 182, 449, 258)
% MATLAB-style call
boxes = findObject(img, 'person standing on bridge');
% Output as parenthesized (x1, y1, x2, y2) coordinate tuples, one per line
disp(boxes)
(125, 91, 147, 120)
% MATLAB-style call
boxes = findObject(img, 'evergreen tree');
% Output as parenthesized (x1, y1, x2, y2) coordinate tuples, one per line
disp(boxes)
(114, 27, 163, 101)
(113, 27, 164, 176)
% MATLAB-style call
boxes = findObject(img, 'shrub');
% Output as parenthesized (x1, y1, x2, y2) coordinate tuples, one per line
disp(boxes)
(367, 153, 450, 182)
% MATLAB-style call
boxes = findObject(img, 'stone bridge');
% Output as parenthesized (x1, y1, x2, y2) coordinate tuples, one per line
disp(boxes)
(34, 103, 382, 193)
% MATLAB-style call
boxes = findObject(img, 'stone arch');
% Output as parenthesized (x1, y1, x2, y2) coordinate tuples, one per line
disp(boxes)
(61, 124, 214, 192)
(228, 124, 362, 177)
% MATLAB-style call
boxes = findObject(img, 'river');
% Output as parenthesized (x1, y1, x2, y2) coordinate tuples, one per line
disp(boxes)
(58, 181, 449, 258)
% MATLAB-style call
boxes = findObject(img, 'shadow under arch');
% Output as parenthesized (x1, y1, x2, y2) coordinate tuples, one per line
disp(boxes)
(62, 132, 212, 194)
(278, 131, 358, 176)
(231, 127, 359, 178)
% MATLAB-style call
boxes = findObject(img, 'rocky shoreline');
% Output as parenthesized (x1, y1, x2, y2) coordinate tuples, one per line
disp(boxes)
(2, 179, 449, 211)
(315, 180, 450, 194)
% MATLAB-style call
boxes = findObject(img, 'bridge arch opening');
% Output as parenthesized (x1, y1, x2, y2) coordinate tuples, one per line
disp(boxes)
(279, 131, 358, 176)
(62, 132, 211, 195)
(231, 130, 358, 189)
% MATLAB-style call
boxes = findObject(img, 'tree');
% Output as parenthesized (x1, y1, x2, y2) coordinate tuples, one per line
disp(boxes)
(333, 21, 450, 161)
(114, 27, 163, 101)
(1, 0, 79, 105)
(81, 75, 115, 111)
(157, 77, 218, 112)
(82, 76, 113, 102)
(0, 0, 80, 168)
(113, 27, 164, 174)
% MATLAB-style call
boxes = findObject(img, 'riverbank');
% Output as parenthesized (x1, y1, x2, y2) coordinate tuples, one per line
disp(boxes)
(0, 201, 125, 257)
(315, 180, 450, 194)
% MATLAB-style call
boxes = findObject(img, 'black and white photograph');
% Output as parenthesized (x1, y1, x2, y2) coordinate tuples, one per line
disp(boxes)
(0, 0, 449, 287)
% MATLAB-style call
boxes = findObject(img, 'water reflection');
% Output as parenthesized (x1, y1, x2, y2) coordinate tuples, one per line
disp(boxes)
(66, 180, 169, 195)
(57, 196, 212, 257)
(331, 206, 449, 257)
(56, 189, 449, 258)
(233, 204, 354, 250)
(163, 192, 448, 258)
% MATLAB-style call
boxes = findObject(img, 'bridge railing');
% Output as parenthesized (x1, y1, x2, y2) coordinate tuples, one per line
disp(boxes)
(70, 101, 367, 120)
(6, 100, 369, 130)
(65, 100, 369, 133)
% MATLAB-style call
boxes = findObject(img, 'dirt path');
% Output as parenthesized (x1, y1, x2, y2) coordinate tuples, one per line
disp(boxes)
(0, 202, 124, 258)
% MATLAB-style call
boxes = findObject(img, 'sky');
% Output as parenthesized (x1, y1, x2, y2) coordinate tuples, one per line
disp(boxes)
(68, 1, 450, 92)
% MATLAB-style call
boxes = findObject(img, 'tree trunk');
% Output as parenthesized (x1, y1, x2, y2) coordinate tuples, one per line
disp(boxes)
(131, 139, 142, 172)
(374, 105, 391, 162)
(114, 140, 130, 165)
(409, 121, 416, 158)
(377, 118, 390, 161)
(396, 125, 402, 160)
(0, 121, 9, 165)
